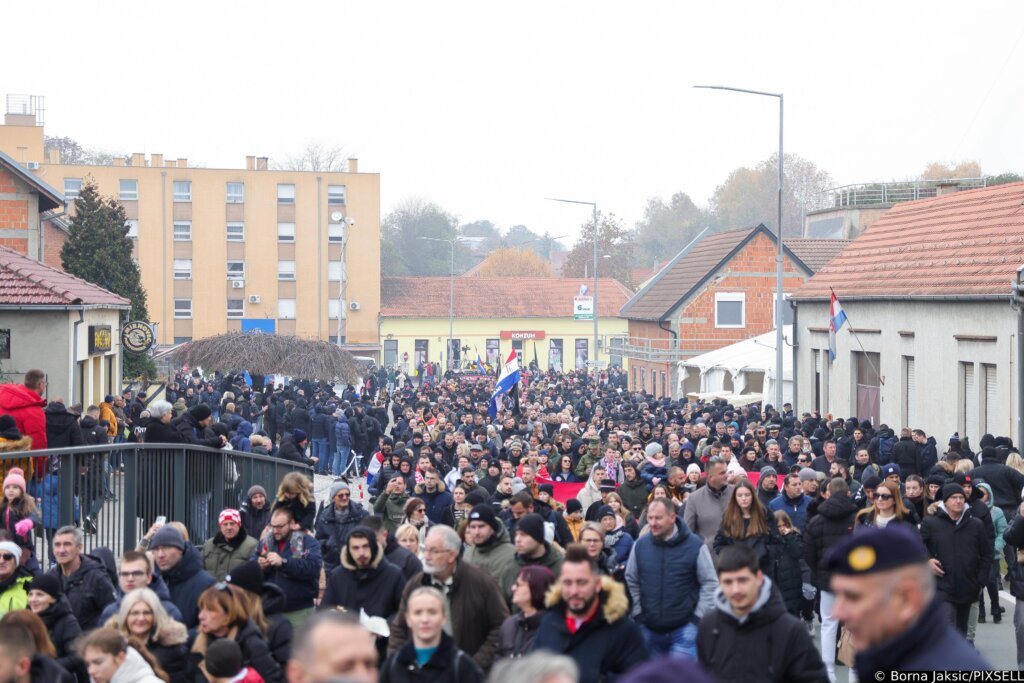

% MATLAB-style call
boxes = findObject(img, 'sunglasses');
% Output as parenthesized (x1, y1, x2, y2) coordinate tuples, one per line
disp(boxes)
(875, 494, 894, 501)
(0, 553, 15, 562)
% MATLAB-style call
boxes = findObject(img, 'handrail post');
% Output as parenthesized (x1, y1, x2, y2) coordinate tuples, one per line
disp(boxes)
(172, 448, 187, 523)
(123, 445, 138, 547)
(58, 451, 75, 529)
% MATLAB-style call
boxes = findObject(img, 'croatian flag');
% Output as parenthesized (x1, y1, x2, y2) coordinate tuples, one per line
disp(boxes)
(829, 291, 848, 362)
(488, 350, 521, 420)
(475, 349, 486, 375)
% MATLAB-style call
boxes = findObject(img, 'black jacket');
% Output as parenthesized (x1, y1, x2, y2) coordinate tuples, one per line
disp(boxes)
(276, 436, 315, 467)
(38, 596, 84, 682)
(804, 494, 858, 590)
(44, 402, 85, 448)
(854, 596, 991, 676)
(697, 579, 828, 683)
(161, 545, 217, 629)
(314, 502, 370, 572)
(969, 462, 1024, 516)
(30, 654, 75, 683)
(497, 611, 544, 659)
(240, 494, 273, 541)
(380, 632, 484, 683)
(384, 535, 423, 580)
(1004, 512, 1024, 600)
(320, 543, 406, 622)
(773, 530, 808, 614)
(46, 555, 117, 631)
(920, 504, 994, 605)
(891, 436, 921, 477)
(260, 583, 294, 667)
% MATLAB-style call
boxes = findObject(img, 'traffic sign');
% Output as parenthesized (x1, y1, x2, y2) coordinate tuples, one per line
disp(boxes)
(573, 296, 594, 320)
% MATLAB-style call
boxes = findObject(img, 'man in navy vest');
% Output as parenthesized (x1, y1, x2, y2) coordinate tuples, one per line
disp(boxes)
(624, 498, 717, 659)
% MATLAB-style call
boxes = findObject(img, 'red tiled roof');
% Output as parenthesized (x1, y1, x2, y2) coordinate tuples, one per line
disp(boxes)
(381, 277, 632, 318)
(0, 246, 131, 307)
(784, 239, 851, 273)
(793, 182, 1024, 300)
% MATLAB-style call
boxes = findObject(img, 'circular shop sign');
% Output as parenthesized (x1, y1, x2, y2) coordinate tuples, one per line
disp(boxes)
(121, 321, 155, 354)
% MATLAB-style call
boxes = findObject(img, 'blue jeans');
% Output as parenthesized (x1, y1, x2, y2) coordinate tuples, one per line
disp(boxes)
(332, 446, 351, 476)
(312, 438, 329, 472)
(640, 622, 698, 660)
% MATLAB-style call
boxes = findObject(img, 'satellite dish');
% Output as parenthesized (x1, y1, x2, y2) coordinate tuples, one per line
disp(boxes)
(330, 210, 344, 222)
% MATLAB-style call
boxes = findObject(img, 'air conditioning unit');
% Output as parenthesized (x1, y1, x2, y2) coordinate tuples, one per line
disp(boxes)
(231, 280, 245, 289)
(25, 162, 40, 170)
(349, 301, 361, 311)
(248, 295, 261, 304)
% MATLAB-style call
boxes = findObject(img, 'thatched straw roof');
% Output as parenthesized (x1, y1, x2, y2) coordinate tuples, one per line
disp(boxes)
(170, 333, 361, 382)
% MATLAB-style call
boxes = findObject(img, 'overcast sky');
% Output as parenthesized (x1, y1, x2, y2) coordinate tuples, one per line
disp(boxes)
(6, 1, 1023, 245)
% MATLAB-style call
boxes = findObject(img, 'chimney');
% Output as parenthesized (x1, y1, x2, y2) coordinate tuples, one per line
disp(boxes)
(178, 158, 188, 168)
(936, 181, 959, 197)
(347, 157, 358, 173)
(256, 157, 268, 171)
(151, 153, 163, 167)
(131, 153, 145, 167)
(246, 156, 256, 171)
(112, 157, 125, 167)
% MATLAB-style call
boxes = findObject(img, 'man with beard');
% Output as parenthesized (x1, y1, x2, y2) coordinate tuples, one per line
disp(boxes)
(320, 526, 406, 632)
(387, 525, 508, 670)
(532, 543, 648, 682)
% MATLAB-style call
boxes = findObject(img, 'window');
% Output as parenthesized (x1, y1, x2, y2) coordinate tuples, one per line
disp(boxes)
(962, 362, 978, 443)
(328, 261, 343, 281)
(226, 222, 245, 241)
(173, 181, 191, 202)
(119, 179, 138, 201)
(278, 260, 296, 280)
(0, 329, 10, 360)
(173, 336, 192, 344)
(904, 356, 917, 429)
(226, 182, 244, 203)
(714, 292, 745, 328)
(278, 222, 295, 242)
(486, 338, 501, 366)
(173, 259, 192, 280)
(328, 223, 345, 243)
(64, 178, 83, 199)
(329, 299, 340, 319)
(414, 340, 429, 367)
(575, 339, 589, 368)
(277, 184, 295, 204)
(984, 364, 998, 437)
(278, 298, 296, 319)
(227, 299, 245, 319)
(227, 260, 245, 280)
(125, 219, 139, 238)
(174, 299, 192, 319)
(327, 185, 346, 205)
(549, 338, 563, 370)
(173, 221, 192, 241)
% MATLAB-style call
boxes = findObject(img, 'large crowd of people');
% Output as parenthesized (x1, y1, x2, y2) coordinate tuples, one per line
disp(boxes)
(0, 363, 1016, 682)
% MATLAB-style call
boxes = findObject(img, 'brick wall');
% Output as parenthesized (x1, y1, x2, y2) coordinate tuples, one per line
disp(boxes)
(0, 169, 30, 255)
(0, 168, 16, 194)
(42, 221, 67, 269)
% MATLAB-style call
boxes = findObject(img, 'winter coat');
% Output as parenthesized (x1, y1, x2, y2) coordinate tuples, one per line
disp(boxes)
(0, 435, 37, 486)
(334, 414, 352, 449)
(380, 631, 484, 683)
(0, 383, 51, 454)
(532, 576, 649, 683)
(919, 437, 939, 475)
(968, 462, 1024, 517)
(240, 495, 272, 541)
(713, 512, 779, 578)
(30, 472, 77, 531)
(44, 402, 85, 449)
(773, 530, 808, 614)
(682, 483, 735, 546)
(384, 535, 423, 579)
(625, 515, 717, 632)
(254, 530, 322, 612)
(311, 410, 329, 440)
(98, 572, 183, 624)
(202, 529, 259, 581)
(920, 504, 994, 605)
(46, 554, 117, 631)
(110, 647, 165, 683)
(514, 544, 565, 578)
(273, 497, 316, 532)
(144, 418, 187, 444)
(373, 491, 410, 534)
(768, 492, 812, 533)
(463, 523, 519, 597)
(617, 477, 649, 518)
(803, 494, 858, 590)
(170, 413, 222, 449)
(697, 576, 828, 683)
(38, 595, 83, 679)
(320, 542, 406, 622)
(259, 582, 294, 667)
(0, 565, 32, 614)
(388, 561, 510, 671)
(188, 619, 282, 683)
(275, 436, 314, 466)
(30, 653, 75, 683)
(892, 436, 921, 478)
(497, 611, 544, 659)
(160, 545, 217, 629)
(854, 596, 991, 678)
(229, 420, 254, 452)
(604, 526, 634, 566)
(1003, 513, 1024, 600)
(314, 501, 369, 572)
(414, 482, 454, 525)
(142, 620, 189, 683)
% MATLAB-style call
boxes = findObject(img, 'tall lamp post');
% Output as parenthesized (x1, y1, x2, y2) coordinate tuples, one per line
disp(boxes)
(420, 235, 458, 370)
(694, 84, 785, 412)
(547, 198, 599, 373)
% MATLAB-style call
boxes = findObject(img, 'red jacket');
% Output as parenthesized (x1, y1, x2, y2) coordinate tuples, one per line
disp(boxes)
(0, 384, 47, 477)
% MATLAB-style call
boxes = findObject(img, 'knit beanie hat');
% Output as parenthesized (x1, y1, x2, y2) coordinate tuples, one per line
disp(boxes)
(247, 485, 267, 500)
(150, 526, 187, 551)
(516, 513, 547, 547)
(468, 504, 500, 533)
(941, 483, 966, 502)
(204, 638, 243, 678)
(566, 499, 583, 514)
(645, 442, 664, 459)
(27, 574, 62, 600)
(596, 505, 616, 521)
(798, 467, 817, 482)
(218, 509, 242, 526)
(189, 404, 212, 421)
(225, 560, 264, 596)
(293, 429, 308, 444)
(687, 463, 702, 476)
(0, 416, 19, 440)
(329, 480, 351, 501)
(0, 541, 20, 564)
(759, 466, 778, 480)
(2, 467, 26, 493)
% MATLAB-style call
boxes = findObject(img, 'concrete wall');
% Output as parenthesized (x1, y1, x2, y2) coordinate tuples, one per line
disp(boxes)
(794, 299, 1018, 445)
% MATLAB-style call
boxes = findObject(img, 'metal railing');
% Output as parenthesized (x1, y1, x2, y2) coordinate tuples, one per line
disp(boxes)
(1, 444, 312, 568)
(809, 177, 988, 212)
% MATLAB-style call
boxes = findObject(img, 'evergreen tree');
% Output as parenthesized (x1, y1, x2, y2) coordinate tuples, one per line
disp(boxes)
(61, 178, 156, 379)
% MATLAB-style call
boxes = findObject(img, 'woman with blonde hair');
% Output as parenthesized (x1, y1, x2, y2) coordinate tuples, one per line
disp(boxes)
(108, 588, 188, 683)
(273, 472, 316, 531)
(394, 523, 421, 556)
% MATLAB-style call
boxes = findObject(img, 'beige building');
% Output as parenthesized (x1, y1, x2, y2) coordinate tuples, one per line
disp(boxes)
(0, 98, 381, 357)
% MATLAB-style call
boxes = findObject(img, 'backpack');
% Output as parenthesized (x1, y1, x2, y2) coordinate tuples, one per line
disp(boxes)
(878, 435, 897, 464)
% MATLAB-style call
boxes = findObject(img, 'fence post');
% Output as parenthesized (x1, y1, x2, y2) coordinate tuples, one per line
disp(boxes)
(172, 448, 187, 522)
(123, 446, 138, 548)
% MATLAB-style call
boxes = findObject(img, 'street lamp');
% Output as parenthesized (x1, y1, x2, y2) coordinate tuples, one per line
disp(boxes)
(546, 198, 599, 373)
(694, 84, 785, 413)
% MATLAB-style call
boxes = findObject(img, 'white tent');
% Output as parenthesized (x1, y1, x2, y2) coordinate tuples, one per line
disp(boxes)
(677, 326, 793, 405)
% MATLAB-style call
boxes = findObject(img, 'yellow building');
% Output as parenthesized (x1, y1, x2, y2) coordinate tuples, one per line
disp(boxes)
(0, 100, 381, 355)
(380, 276, 631, 372)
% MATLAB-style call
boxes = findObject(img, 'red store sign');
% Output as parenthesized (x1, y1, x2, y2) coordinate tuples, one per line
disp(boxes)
(500, 330, 546, 340)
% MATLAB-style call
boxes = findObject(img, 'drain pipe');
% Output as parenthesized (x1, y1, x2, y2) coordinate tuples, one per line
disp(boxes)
(658, 318, 678, 399)
(791, 299, 799, 413)
(1014, 267, 1024, 448)
(72, 308, 85, 405)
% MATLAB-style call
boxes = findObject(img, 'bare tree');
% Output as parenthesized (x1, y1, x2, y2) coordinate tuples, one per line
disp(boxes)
(274, 142, 348, 172)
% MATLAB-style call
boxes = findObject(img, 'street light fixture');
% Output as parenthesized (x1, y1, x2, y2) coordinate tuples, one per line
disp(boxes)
(546, 198, 599, 373)
(694, 84, 785, 413)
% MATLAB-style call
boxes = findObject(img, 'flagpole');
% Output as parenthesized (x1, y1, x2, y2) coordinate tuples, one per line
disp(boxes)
(831, 288, 884, 386)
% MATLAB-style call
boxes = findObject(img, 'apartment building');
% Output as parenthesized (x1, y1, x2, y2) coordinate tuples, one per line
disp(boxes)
(0, 97, 381, 356)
